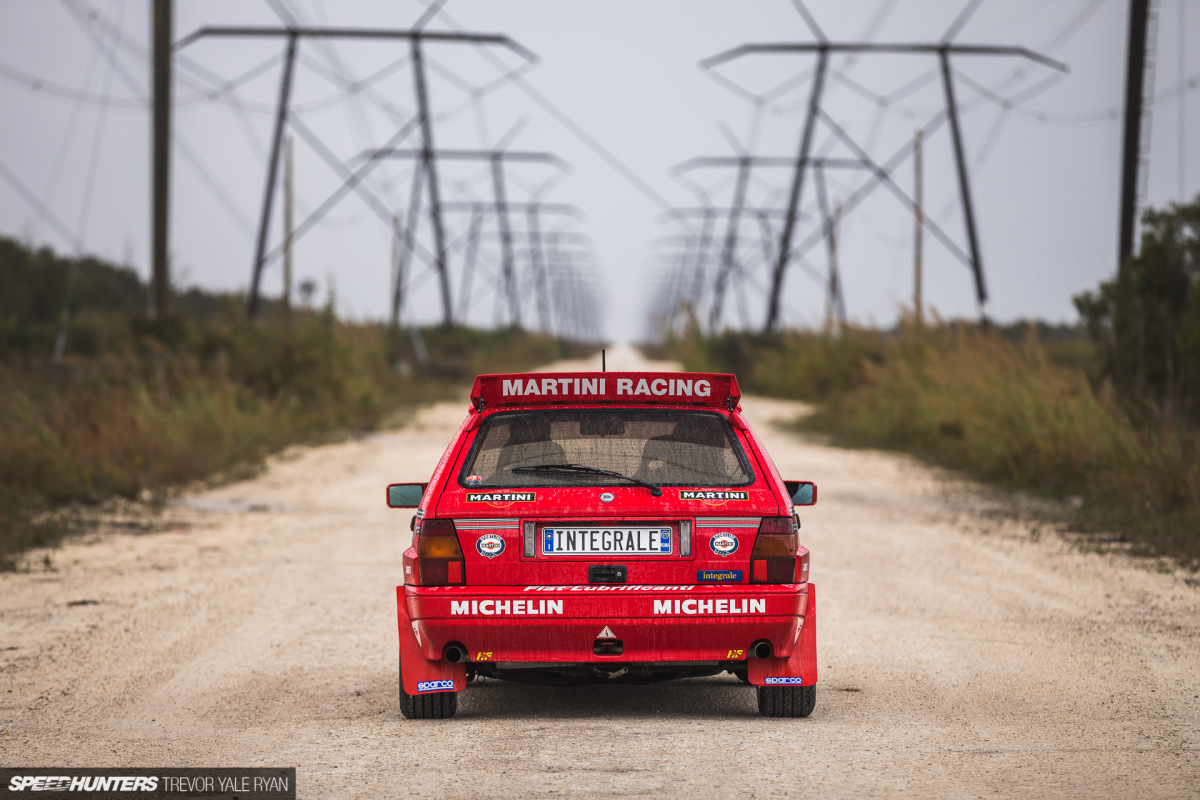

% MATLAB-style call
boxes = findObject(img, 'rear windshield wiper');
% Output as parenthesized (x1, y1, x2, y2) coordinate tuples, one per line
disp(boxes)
(511, 463, 663, 497)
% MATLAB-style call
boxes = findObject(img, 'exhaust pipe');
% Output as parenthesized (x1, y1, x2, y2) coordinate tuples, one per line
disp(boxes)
(443, 642, 468, 664)
(750, 640, 773, 659)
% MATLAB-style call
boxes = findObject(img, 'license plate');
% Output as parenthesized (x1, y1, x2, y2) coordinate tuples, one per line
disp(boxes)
(541, 527, 674, 556)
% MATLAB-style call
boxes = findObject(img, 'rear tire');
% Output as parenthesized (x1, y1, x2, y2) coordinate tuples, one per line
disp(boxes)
(757, 683, 816, 718)
(399, 653, 458, 719)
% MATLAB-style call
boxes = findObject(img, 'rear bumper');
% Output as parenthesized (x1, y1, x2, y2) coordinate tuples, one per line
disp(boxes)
(397, 583, 815, 680)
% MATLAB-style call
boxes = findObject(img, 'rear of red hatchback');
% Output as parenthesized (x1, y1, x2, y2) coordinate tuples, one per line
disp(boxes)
(390, 372, 817, 719)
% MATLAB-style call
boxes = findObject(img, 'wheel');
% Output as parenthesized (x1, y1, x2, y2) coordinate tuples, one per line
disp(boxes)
(756, 683, 816, 718)
(399, 652, 458, 719)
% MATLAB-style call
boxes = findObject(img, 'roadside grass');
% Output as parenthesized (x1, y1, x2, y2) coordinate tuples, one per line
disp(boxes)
(662, 322, 1200, 565)
(0, 310, 591, 569)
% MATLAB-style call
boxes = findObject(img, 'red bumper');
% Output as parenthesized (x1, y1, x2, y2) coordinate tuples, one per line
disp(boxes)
(396, 583, 818, 693)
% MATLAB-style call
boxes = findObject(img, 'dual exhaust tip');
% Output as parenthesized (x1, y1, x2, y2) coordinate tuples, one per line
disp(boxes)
(444, 639, 772, 663)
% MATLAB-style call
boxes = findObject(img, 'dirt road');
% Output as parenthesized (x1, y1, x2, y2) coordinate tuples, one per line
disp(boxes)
(2, 349, 1197, 798)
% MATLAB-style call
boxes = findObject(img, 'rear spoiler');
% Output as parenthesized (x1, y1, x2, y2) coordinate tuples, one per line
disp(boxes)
(470, 372, 741, 411)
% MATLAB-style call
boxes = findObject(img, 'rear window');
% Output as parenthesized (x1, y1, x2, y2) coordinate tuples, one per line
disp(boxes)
(458, 409, 754, 488)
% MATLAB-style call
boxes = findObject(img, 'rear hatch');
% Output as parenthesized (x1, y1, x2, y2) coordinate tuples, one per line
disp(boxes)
(434, 403, 784, 586)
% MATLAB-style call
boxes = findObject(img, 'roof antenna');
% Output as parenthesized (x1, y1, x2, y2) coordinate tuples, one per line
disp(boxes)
(601, 348, 606, 372)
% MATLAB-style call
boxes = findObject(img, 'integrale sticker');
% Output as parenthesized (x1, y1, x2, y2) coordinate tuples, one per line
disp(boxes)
(697, 569, 743, 582)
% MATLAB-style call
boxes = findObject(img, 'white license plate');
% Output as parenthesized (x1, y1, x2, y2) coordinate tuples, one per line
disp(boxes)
(541, 527, 674, 556)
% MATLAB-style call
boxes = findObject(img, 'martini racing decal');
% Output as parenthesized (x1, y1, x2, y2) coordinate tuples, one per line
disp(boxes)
(680, 490, 748, 503)
(653, 598, 766, 615)
(476, 533, 505, 558)
(697, 569, 743, 583)
(763, 677, 805, 685)
(466, 491, 536, 506)
(709, 532, 739, 556)
(416, 680, 456, 692)
(496, 376, 713, 399)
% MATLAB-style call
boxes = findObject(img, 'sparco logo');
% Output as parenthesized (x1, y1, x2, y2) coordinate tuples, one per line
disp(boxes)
(8, 776, 160, 791)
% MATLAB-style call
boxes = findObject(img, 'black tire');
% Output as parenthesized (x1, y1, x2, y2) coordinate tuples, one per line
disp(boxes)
(399, 653, 458, 719)
(757, 683, 816, 718)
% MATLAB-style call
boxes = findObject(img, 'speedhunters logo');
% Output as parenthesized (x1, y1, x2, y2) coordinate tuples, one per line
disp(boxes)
(1, 769, 294, 799)
(7, 776, 159, 792)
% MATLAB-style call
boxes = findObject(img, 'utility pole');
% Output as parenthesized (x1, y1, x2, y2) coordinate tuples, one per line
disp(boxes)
(150, 0, 172, 318)
(766, 48, 828, 334)
(938, 48, 986, 320)
(489, 153, 519, 327)
(526, 205, 549, 332)
(1118, 0, 1152, 267)
(410, 37, 453, 325)
(913, 128, 923, 329)
(176, 25, 534, 322)
(700, 40, 1067, 331)
(249, 31, 297, 319)
(283, 134, 294, 326)
(713, 157, 752, 330)
(368, 148, 567, 327)
(391, 161, 424, 327)
(391, 211, 404, 324)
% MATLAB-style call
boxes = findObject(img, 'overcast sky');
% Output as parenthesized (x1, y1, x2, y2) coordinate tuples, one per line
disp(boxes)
(2, 0, 1198, 341)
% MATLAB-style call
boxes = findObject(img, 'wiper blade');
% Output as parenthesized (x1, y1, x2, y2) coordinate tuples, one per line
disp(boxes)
(511, 463, 664, 497)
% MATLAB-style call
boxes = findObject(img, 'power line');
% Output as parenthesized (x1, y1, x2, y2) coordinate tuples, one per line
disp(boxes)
(417, 1, 675, 212)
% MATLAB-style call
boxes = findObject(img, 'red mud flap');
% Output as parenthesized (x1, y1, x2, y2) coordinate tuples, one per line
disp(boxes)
(748, 584, 817, 687)
(397, 586, 465, 695)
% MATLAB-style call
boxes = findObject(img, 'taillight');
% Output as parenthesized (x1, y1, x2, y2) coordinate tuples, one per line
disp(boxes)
(750, 516, 797, 583)
(415, 519, 464, 586)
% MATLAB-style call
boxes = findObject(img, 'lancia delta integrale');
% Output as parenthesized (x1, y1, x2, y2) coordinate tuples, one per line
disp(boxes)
(388, 371, 818, 719)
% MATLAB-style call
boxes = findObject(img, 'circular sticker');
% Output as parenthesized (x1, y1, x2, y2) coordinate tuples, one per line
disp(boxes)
(599, 492, 615, 503)
(476, 533, 505, 558)
(466, 475, 482, 486)
(709, 532, 739, 557)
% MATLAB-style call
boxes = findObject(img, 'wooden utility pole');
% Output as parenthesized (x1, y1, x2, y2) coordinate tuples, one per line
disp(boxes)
(824, 202, 841, 334)
(283, 134, 294, 326)
(151, 0, 172, 317)
(1118, 0, 1151, 267)
(913, 128, 924, 329)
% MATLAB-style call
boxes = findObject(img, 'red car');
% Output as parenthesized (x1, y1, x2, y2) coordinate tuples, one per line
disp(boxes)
(388, 371, 817, 719)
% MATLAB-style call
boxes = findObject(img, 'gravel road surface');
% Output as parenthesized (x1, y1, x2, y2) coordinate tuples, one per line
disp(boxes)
(2, 349, 1197, 798)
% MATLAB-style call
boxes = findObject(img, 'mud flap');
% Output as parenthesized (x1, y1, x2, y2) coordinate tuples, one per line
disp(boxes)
(397, 586, 465, 695)
(747, 584, 817, 687)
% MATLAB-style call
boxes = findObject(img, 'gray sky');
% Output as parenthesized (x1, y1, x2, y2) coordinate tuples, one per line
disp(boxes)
(2, 0, 1199, 342)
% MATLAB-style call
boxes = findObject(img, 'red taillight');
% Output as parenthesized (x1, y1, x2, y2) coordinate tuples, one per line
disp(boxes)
(415, 519, 465, 586)
(750, 516, 797, 584)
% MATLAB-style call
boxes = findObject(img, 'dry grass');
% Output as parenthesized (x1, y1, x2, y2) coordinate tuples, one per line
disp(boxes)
(664, 322, 1200, 564)
(0, 312, 591, 568)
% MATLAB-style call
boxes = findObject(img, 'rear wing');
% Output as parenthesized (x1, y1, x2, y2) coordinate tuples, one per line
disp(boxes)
(470, 372, 741, 411)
